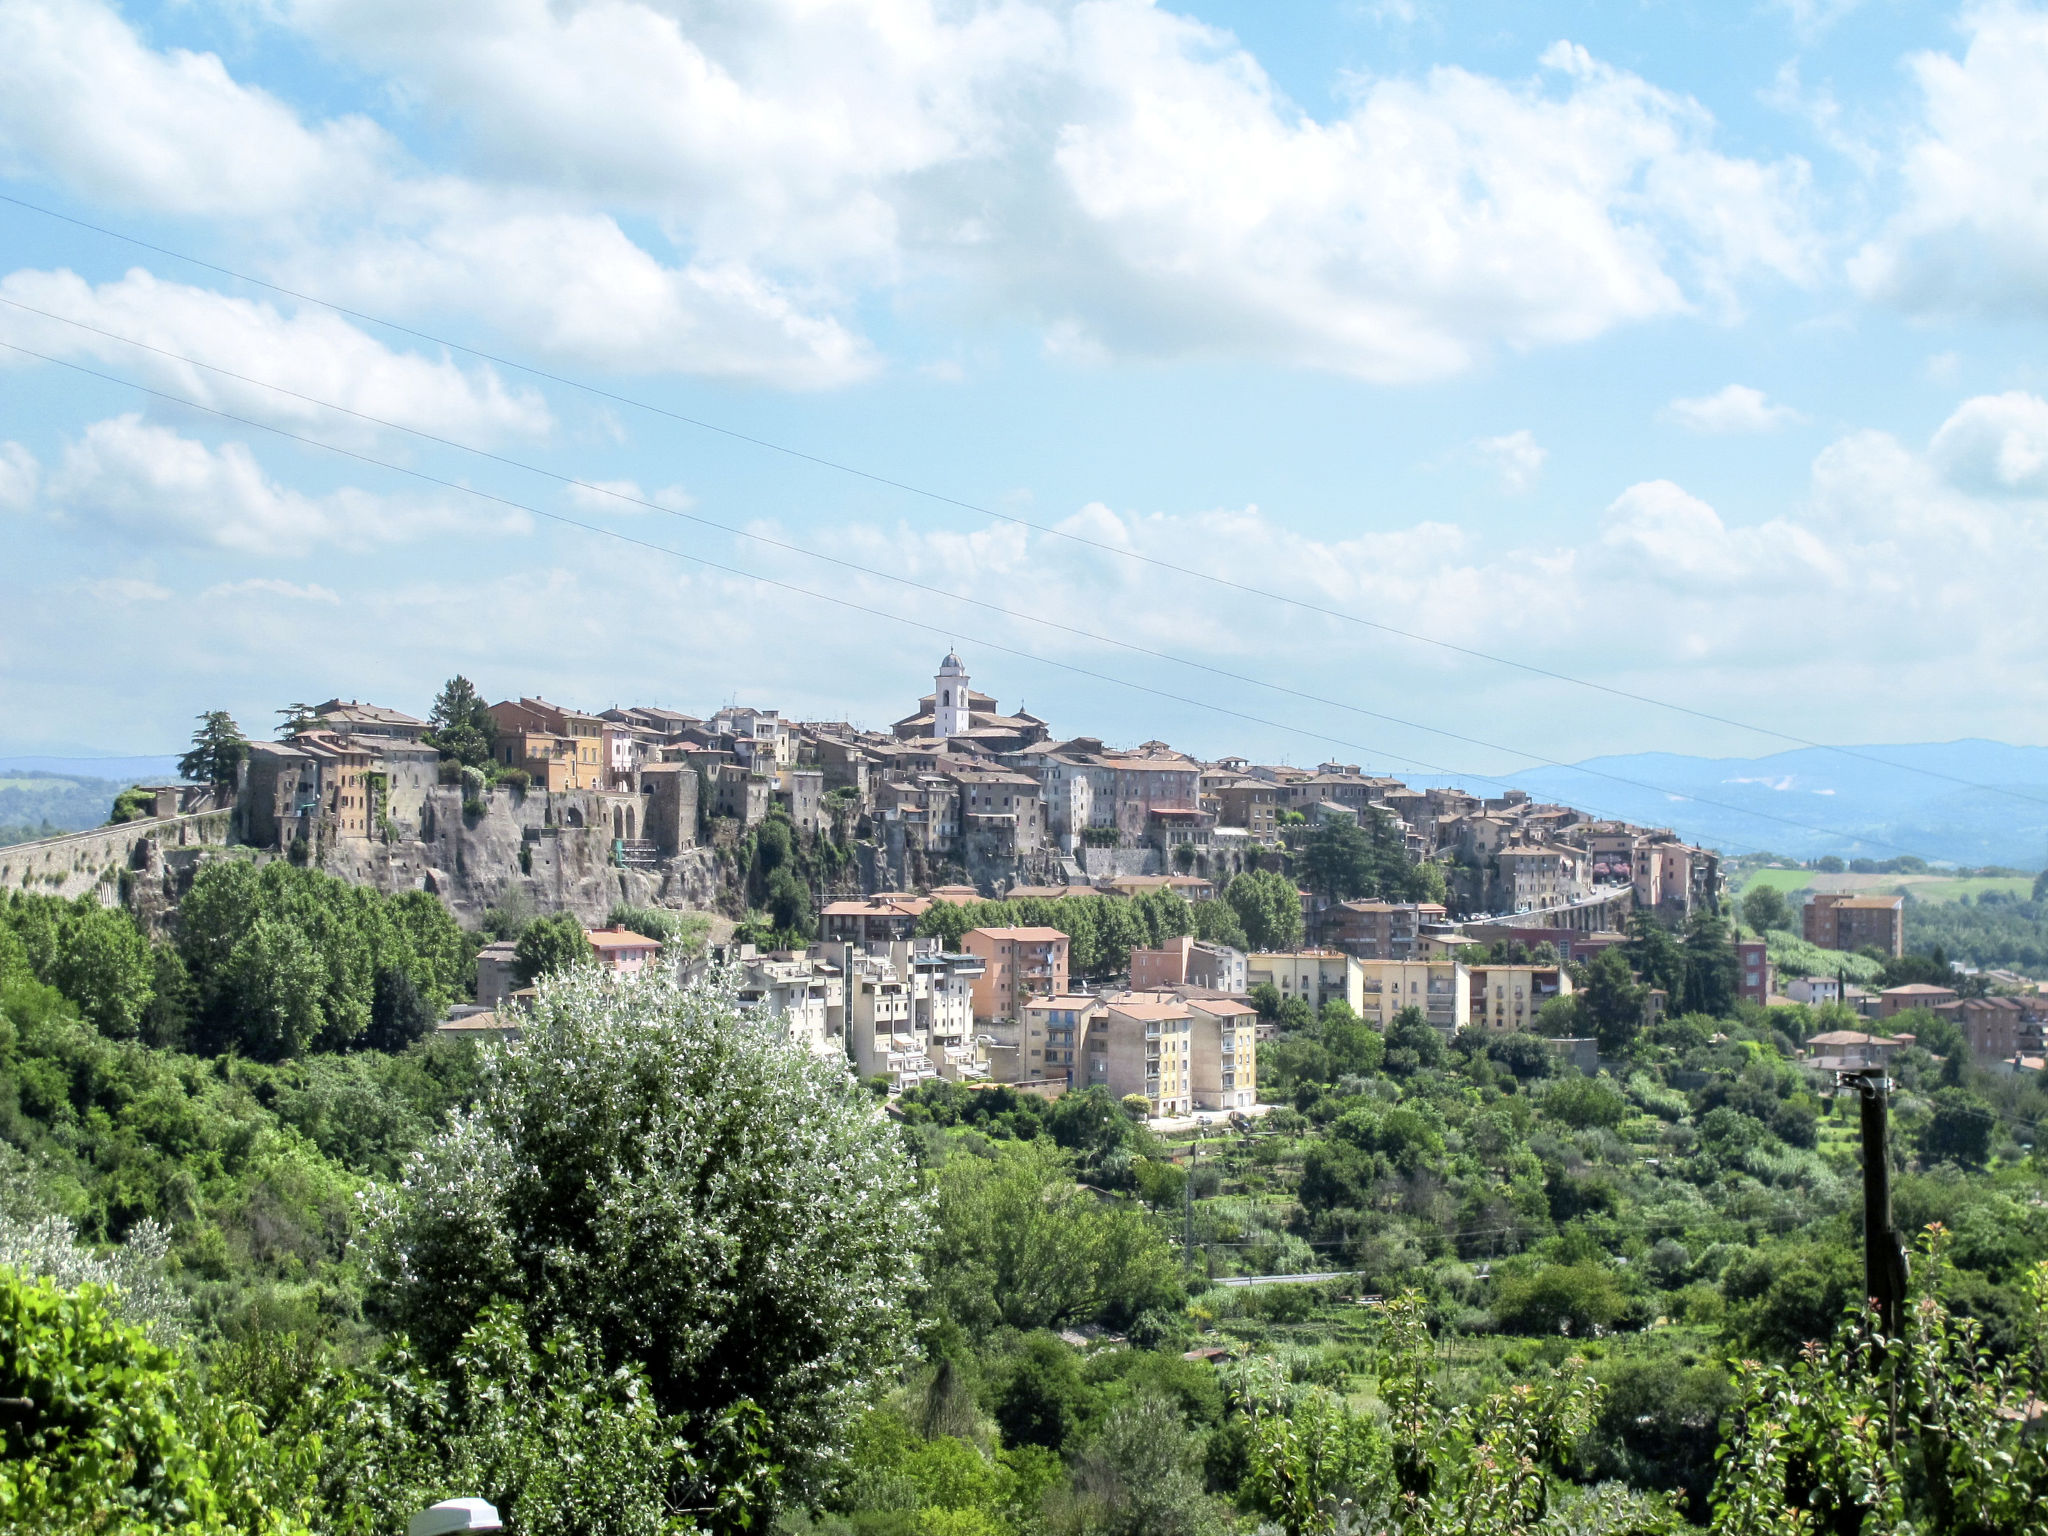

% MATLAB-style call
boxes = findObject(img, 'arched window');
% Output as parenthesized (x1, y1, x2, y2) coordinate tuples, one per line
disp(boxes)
(942, 690, 950, 706)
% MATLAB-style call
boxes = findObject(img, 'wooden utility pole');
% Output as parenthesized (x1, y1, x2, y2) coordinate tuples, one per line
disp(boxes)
(1843, 1067, 1909, 1339)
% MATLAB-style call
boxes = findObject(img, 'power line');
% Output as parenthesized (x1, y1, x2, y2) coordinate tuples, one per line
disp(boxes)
(0, 310, 1959, 859)
(3, 187, 2039, 815)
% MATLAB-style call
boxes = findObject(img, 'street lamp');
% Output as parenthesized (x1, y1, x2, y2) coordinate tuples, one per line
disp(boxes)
(408, 1498, 502, 1535)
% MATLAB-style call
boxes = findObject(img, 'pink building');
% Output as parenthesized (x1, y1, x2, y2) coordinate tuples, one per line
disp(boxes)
(586, 926, 662, 976)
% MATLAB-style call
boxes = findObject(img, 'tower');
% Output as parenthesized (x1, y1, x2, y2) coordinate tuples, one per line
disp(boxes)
(934, 651, 970, 738)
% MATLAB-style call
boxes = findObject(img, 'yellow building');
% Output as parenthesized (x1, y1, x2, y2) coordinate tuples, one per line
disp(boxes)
(1080, 996, 1194, 1116)
(488, 697, 608, 791)
(1188, 997, 1258, 1110)
(1467, 964, 1573, 1032)
(1245, 950, 1363, 1015)
(1356, 959, 1470, 1034)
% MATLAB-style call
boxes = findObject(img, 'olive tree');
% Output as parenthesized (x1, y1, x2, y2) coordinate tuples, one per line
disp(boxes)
(369, 970, 926, 1500)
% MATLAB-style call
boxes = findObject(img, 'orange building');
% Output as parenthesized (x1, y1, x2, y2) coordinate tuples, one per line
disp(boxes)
(963, 926, 1070, 1022)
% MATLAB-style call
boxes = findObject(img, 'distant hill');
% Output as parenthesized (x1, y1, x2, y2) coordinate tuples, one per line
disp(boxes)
(0, 756, 184, 845)
(1504, 739, 2048, 868)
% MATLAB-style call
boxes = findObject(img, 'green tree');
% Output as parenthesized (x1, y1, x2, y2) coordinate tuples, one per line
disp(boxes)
(425, 675, 498, 769)
(1067, 1389, 1223, 1536)
(178, 709, 249, 791)
(1624, 911, 1686, 1001)
(0, 1265, 311, 1533)
(1225, 870, 1302, 952)
(47, 901, 155, 1040)
(273, 702, 320, 739)
(1191, 899, 1248, 952)
(371, 970, 924, 1503)
(1318, 1000, 1384, 1076)
(1578, 946, 1645, 1054)
(1920, 1086, 1995, 1166)
(511, 912, 593, 987)
(764, 866, 815, 940)
(1739, 885, 1792, 934)
(1239, 1372, 1383, 1536)
(1681, 909, 1738, 1017)
(108, 786, 154, 824)
(1300, 819, 1379, 903)
(927, 1138, 1183, 1334)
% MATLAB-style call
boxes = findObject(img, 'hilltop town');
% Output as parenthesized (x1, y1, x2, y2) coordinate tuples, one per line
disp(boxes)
(12, 650, 2039, 1122)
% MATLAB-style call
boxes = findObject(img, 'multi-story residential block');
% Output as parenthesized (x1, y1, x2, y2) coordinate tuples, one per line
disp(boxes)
(1203, 775, 1279, 843)
(772, 766, 826, 834)
(489, 698, 608, 790)
(708, 762, 771, 825)
(1466, 963, 1572, 1031)
(1938, 995, 2024, 1061)
(1080, 996, 1194, 1116)
(1356, 959, 1470, 1034)
(878, 774, 961, 853)
(1016, 992, 1098, 1082)
(1247, 951, 1364, 1016)
(950, 767, 1048, 856)
(964, 926, 1071, 1021)
(735, 950, 838, 1058)
(1804, 892, 1906, 957)
(818, 894, 932, 945)
(311, 699, 428, 743)
(1878, 982, 1959, 1017)
(1187, 996, 1258, 1110)
(1129, 935, 1247, 993)
(1632, 837, 1722, 919)
(292, 730, 377, 838)
(1327, 901, 1447, 961)
(711, 706, 795, 768)
(1736, 939, 1771, 1006)
(1495, 845, 1589, 914)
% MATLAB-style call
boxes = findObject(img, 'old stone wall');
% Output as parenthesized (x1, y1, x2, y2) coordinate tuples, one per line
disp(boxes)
(0, 811, 234, 908)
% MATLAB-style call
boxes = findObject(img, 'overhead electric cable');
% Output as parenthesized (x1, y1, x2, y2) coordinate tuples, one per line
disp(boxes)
(7, 337, 1955, 865)
(1, 187, 2035, 814)
(0, 309, 1964, 856)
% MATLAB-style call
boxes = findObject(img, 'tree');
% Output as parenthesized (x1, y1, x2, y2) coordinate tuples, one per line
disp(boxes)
(274, 702, 320, 738)
(927, 1138, 1183, 1334)
(1319, 1000, 1384, 1076)
(1578, 946, 1646, 1054)
(1920, 1086, 1994, 1166)
(1739, 885, 1792, 935)
(426, 675, 497, 769)
(764, 866, 815, 940)
(364, 965, 433, 1051)
(1382, 1005, 1443, 1073)
(1681, 909, 1738, 1017)
(47, 901, 155, 1039)
(0, 1265, 311, 1533)
(178, 709, 248, 790)
(1239, 1373, 1383, 1536)
(1300, 819, 1379, 903)
(511, 912, 593, 987)
(1225, 870, 1303, 952)
(371, 970, 925, 1502)
(1623, 911, 1685, 1001)
(1191, 898, 1247, 952)
(1068, 1389, 1223, 1536)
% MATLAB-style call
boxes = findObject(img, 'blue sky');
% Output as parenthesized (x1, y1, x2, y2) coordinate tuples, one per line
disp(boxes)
(4, 0, 2047, 806)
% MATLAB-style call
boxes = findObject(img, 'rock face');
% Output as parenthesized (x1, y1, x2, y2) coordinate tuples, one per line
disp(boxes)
(0, 810, 233, 912)
(320, 785, 725, 925)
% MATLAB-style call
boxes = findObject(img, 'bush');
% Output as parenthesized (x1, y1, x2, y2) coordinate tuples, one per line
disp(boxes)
(369, 970, 926, 1503)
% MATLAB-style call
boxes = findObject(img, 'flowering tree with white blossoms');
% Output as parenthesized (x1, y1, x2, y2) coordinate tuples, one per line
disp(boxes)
(369, 968, 927, 1503)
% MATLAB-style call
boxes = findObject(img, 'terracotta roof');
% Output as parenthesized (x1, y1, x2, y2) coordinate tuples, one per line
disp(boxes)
(586, 927, 660, 953)
(969, 926, 1069, 942)
(1106, 998, 1194, 1021)
(1881, 983, 1958, 995)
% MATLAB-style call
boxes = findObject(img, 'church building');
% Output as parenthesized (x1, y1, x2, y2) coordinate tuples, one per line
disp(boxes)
(892, 652, 1052, 755)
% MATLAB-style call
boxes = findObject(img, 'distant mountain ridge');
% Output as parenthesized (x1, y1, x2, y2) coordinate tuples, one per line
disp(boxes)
(1503, 739, 2048, 867)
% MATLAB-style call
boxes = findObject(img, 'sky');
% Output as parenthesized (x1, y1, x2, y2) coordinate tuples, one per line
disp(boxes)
(4, 0, 2048, 808)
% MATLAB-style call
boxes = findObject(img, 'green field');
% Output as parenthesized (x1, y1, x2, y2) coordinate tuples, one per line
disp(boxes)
(1730, 867, 2034, 905)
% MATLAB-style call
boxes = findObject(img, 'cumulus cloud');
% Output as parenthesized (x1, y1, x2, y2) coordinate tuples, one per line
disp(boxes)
(0, 0, 387, 215)
(1, 0, 1819, 385)
(76, 575, 170, 605)
(1851, 3, 2048, 313)
(0, 267, 553, 442)
(1665, 384, 1804, 433)
(1474, 430, 1548, 492)
(1928, 390, 2048, 494)
(40, 415, 529, 556)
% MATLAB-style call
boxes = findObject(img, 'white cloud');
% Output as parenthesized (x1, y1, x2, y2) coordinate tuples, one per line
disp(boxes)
(0, 267, 553, 442)
(76, 575, 170, 605)
(1928, 390, 2048, 495)
(0, 440, 35, 512)
(1474, 430, 1548, 492)
(564, 478, 696, 515)
(201, 578, 343, 604)
(1851, 3, 2048, 313)
(1, 0, 1820, 385)
(0, 0, 387, 215)
(41, 414, 529, 556)
(1665, 384, 1804, 433)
